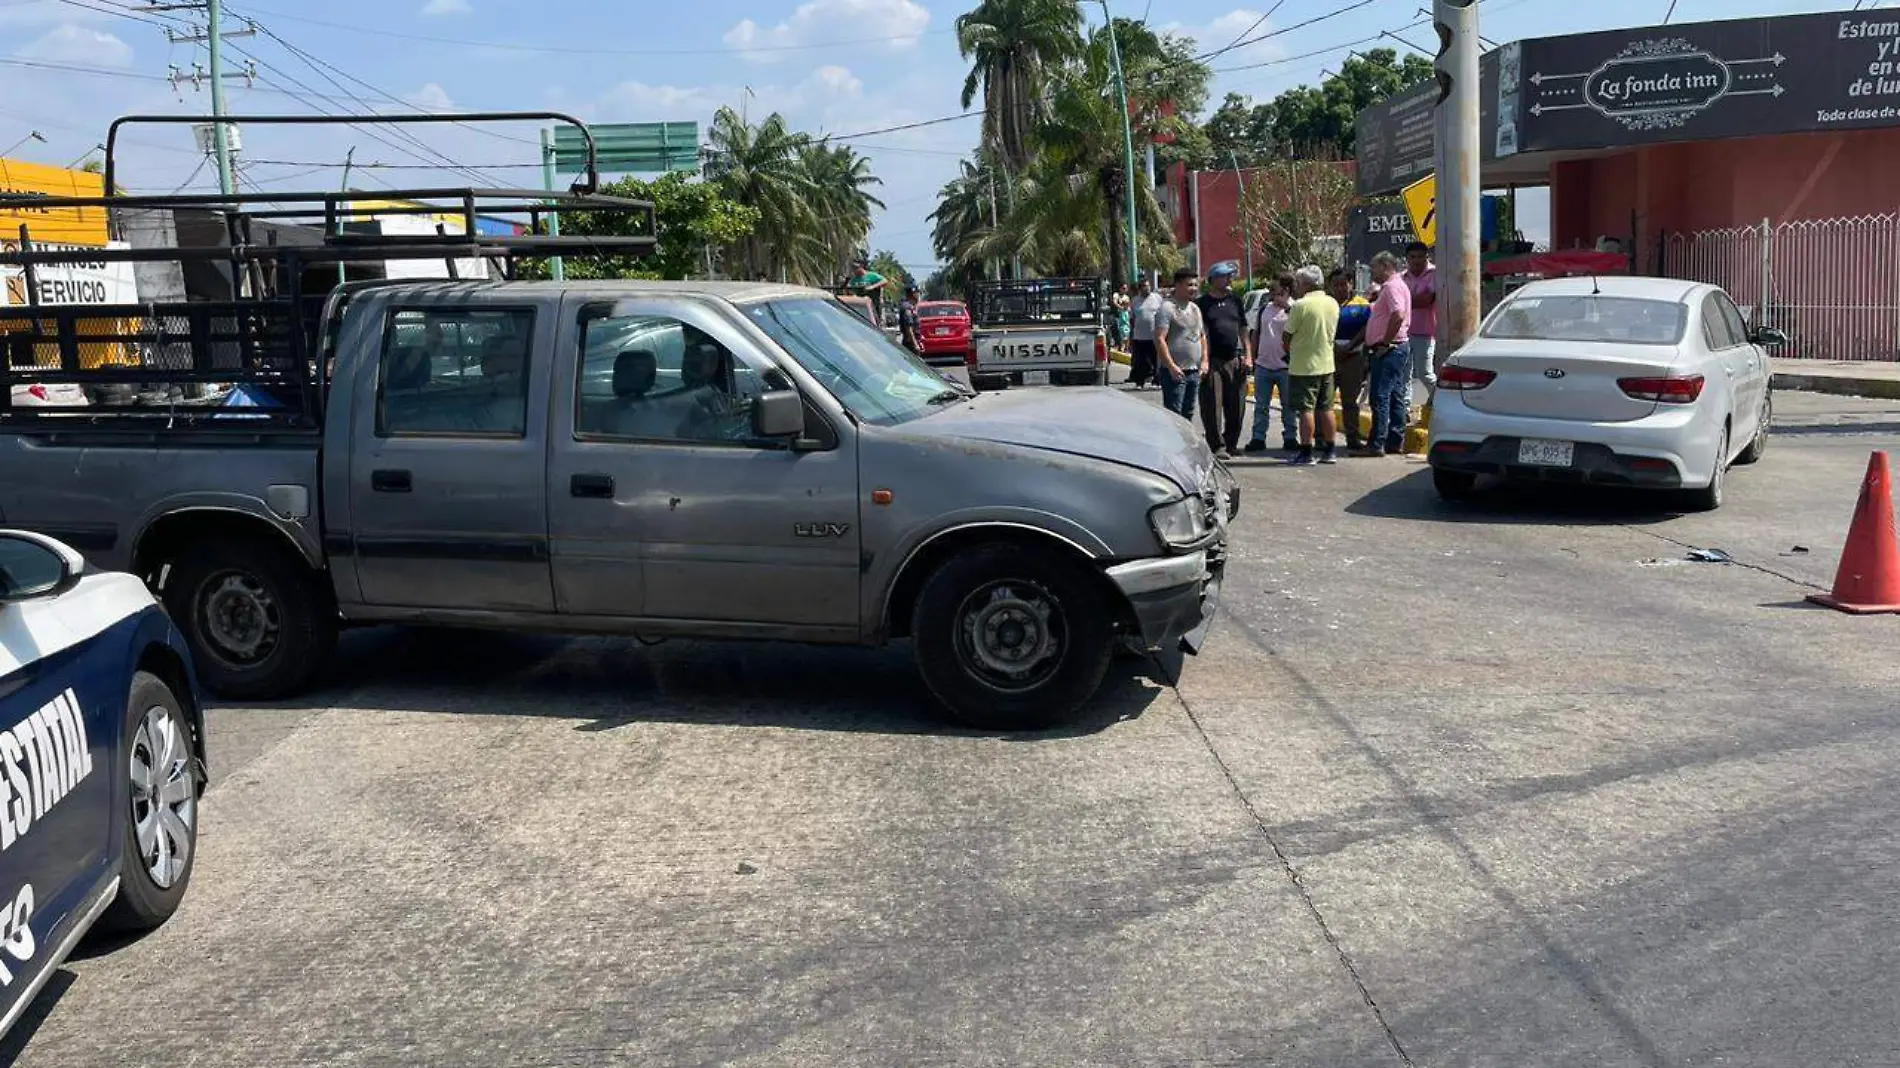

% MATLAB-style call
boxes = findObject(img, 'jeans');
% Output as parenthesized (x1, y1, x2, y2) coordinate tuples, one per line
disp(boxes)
(1160, 365, 1200, 421)
(1408, 335, 1437, 403)
(1250, 366, 1297, 444)
(1370, 345, 1412, 452)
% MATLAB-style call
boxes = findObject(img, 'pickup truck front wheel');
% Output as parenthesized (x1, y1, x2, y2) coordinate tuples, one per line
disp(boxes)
(164, 537, 336, 700)
(912, 544, 1114, 731)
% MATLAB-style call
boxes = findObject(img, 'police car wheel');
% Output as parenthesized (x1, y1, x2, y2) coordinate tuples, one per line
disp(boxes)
(165, 536, 336, 701)
(911, 543, 1114, 731)
(100, 672, 199, 933)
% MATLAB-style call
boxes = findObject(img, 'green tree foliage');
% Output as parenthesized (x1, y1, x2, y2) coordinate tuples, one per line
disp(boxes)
(868, 249, 912, 292)
(937, 16, 1203, 283)
(534, 172, 757, 281)
(1205, 49, 1435, 162)
(956, 0, 1084, 174)
(700, 106, 883, 284)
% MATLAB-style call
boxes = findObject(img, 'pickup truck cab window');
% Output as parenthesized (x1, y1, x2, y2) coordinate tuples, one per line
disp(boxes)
(378, 307, 537, 437)
(575, 310, 788, 447)
(745, 297, 959, 427)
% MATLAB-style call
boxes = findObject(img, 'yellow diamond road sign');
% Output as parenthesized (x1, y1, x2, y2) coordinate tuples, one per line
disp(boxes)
(1401, 174, 1436, 248)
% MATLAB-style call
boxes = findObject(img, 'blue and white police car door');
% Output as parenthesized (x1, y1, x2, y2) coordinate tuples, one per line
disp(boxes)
(0, 532, 159, 1028)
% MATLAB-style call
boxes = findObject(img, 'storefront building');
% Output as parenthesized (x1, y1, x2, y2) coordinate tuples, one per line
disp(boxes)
(1355, 6, 1900, 360)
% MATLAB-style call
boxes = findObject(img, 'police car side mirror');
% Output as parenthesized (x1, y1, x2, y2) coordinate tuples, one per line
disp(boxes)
(0, 532, 83, 604)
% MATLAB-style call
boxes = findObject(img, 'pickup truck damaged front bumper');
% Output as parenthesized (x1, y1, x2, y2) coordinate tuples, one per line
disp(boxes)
(1105, 548, 1225, 655)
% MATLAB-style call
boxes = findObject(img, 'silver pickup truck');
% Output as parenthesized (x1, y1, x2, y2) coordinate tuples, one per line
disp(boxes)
(0, 279, 1236, 729)
(966, 277, 1109, 391)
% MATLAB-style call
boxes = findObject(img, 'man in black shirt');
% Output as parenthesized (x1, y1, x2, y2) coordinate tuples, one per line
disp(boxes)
(898, 285, 922, 352)
(1195, 261, 1252, 458)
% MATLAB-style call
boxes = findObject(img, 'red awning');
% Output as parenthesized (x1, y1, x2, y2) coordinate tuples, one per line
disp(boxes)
(1484, 249, 1629, 278)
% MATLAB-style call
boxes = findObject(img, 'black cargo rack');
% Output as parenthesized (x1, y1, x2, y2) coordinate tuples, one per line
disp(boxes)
(0, 111, 657, 434)
(967, 277, 1104, 327)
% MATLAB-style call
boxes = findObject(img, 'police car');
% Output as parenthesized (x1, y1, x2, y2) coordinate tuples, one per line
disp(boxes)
(0, 530, 204, 1039)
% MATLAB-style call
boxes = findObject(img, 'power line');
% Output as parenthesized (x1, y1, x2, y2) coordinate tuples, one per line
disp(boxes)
(238, 14, 536, 148)
(1187, 0, 1382, 65)
(1211, 0, 1289, 55)
(822, 113, 981, 142)
(224, 4, 955, 56)
(223, 37, 508, 188)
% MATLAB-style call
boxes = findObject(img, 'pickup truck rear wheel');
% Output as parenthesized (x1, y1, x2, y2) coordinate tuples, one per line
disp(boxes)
(164, 537, 336, 700)
(911, 544, 1114, 731)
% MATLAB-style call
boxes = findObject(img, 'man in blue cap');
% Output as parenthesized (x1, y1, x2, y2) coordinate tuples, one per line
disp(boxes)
(1194, 261, 1252, 458)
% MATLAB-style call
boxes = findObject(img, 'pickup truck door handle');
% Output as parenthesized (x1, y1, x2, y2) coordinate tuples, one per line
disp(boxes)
(370, 469, 412, 493)
(570, 473, 615, 499)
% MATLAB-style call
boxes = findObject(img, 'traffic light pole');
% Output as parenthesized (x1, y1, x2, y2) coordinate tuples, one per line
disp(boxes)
(1433, 0, 1482, 354)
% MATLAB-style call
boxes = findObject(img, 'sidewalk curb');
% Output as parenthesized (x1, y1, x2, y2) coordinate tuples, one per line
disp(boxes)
(1772, 372, 1900, 401)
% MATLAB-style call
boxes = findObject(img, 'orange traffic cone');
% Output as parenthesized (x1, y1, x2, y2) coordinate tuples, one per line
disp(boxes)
(1808, 450, 1900, 614)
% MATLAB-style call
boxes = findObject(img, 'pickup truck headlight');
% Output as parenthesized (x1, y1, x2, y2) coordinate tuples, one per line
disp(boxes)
(1148, 496, 1208, 549)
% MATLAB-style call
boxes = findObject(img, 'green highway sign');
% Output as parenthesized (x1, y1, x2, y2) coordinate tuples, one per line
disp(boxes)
(549, 122, 699, 174)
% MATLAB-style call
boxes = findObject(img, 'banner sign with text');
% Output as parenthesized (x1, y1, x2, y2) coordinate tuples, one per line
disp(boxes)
(1354, 50, 1502, 196)
(1355, 10, 1900, 194)
(1515, 10, 1900, 153)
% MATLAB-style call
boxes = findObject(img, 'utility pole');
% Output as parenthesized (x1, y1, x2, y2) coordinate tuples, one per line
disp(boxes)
(336, 146, 354, 288)
(540, 127, 565, 281)
(1230, 150, 1252, 284)
(158, 1, 255, 197)
(986, 166, 1000, 281)
(1433, 0, 1482, 357)
(1098, 0, 1140, 286)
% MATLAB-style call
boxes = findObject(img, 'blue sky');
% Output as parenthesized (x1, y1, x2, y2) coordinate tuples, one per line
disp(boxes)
(0, 0, 1887, 270)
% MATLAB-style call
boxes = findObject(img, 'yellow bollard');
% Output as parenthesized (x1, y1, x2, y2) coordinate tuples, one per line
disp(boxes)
(1403, 402, 1432, 456)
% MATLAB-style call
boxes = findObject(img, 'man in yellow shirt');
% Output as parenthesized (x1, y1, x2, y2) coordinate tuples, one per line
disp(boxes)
(1280, 265, 1341, 465)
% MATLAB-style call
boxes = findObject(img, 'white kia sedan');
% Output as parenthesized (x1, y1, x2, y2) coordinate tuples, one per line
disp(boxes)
(1427, 276, 1778, 511)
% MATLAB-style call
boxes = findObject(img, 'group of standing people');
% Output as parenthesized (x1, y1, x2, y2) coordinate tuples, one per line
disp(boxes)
(1125, 242, 1438, 466)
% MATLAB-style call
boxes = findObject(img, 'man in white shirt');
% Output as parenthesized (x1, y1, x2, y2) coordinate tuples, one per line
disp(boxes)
(1245, 274, 1298, 452)
(1128, 276, 1165, 390)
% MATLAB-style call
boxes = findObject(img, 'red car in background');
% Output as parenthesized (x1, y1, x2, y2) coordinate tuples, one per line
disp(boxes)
(914, 300, 971, 366)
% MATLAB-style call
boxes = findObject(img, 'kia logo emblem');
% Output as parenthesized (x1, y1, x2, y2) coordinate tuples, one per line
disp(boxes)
(1544, 368, 1567, 379)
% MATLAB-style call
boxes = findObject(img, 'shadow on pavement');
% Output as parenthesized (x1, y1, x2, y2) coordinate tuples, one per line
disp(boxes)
(0, 970, 75, 1066)
(1347, 467, 1682, 527)
(239, 626, 1168, 739)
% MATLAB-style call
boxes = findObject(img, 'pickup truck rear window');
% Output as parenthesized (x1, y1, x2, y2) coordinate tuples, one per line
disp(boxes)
(378, 308, 536, 437)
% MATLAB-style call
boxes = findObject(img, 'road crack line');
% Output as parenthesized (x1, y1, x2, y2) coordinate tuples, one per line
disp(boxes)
(1623, 525, 1828, 591)
(1155, 653, 1417, 1068)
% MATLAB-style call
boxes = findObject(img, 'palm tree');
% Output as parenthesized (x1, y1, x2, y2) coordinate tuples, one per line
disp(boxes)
(928, 156, 998, 273)
(973, 29, 1175, 284)
(956, 0, 1083, 174)
(703, 107, 817, 279)
(796, 142, 885, 284)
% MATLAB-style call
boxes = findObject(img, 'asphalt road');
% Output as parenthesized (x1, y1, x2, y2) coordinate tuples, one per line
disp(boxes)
(7, 389, 1899, 1068)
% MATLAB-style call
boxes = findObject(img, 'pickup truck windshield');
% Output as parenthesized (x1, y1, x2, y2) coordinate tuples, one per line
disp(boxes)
(747, 298, 958, 426)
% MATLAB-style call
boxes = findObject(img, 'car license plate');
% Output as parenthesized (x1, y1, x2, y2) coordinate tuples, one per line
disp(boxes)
(1023, 370, 1050, 386)
(930, 327, 951, 336)
(1518, 438, 1574, 466)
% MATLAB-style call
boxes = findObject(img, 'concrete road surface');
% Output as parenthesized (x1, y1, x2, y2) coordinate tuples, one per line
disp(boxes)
(6, 390, 1897, 1068)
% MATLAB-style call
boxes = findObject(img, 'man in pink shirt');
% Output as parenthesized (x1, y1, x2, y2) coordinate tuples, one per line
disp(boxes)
(1403, 241, 1438, 395)
(1357, 251, 1413, 457)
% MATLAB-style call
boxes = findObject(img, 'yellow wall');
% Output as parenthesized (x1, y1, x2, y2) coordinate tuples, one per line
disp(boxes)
(0, 158, 107, 246)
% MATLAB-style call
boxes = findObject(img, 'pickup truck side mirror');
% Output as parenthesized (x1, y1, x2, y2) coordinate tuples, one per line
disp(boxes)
(752, 389, 805, 439)
(1751, 326, 1789, 348)
(0, 531, 83, 604)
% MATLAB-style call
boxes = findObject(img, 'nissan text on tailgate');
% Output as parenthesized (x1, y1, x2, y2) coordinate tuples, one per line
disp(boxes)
(967, 277, 1109, 390)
